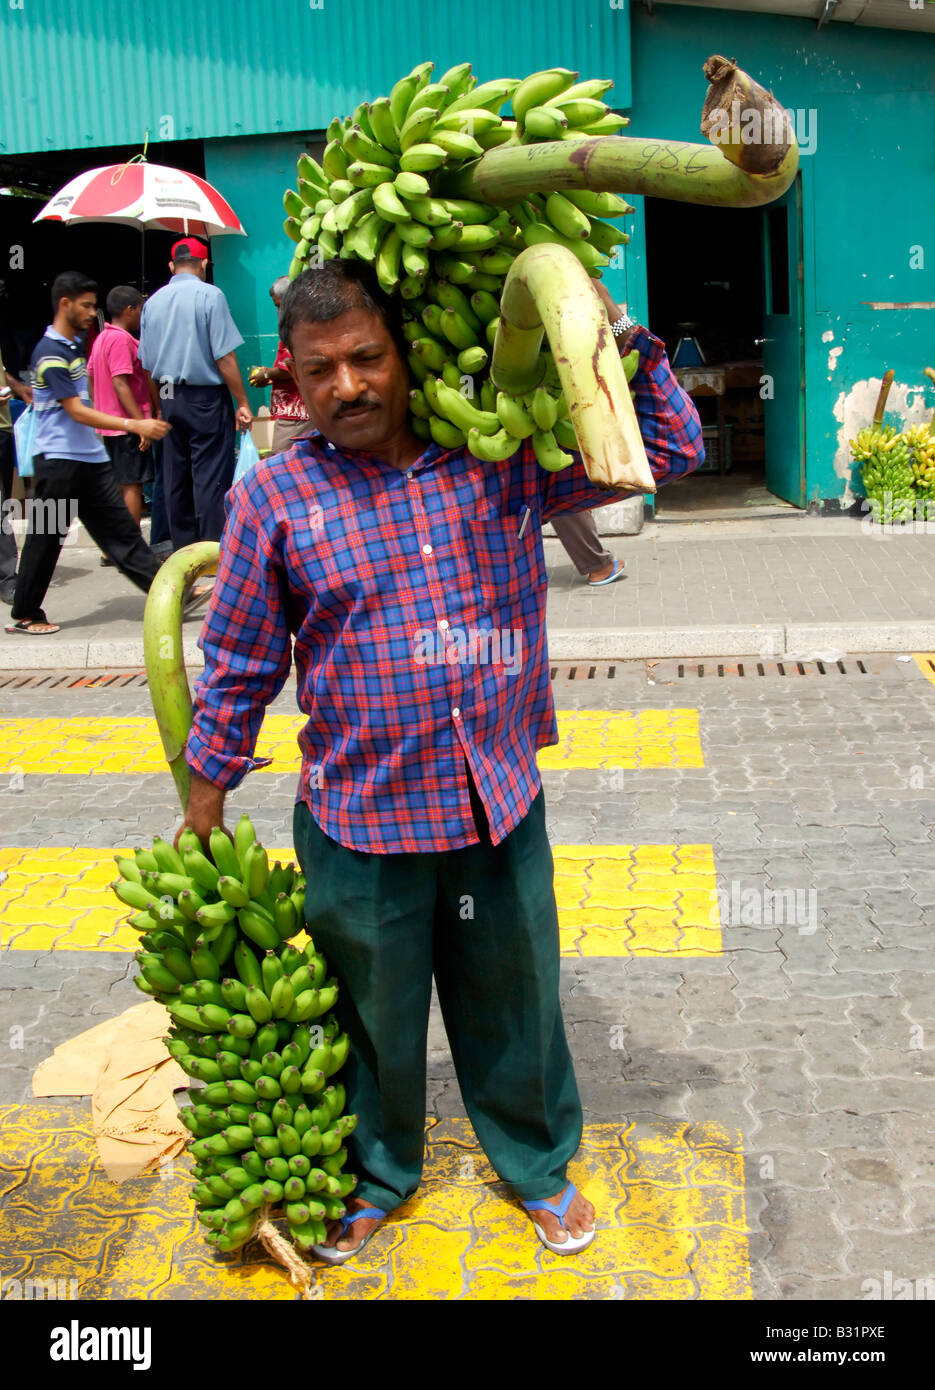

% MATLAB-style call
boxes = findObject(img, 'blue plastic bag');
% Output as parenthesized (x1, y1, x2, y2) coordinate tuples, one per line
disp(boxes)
(232, 429, 261, 485)
(13, 404, 37, 479)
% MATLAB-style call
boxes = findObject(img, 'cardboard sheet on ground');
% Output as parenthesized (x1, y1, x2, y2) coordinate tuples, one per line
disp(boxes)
(32, 999, 189, 1182)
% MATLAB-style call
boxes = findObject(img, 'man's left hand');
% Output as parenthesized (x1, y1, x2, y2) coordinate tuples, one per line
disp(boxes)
(235, 403, 253, 431)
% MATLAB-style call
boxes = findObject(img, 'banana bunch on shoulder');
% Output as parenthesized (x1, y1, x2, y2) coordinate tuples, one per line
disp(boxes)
(111, 812, 357, 1256)
(280, 60, 636, 471)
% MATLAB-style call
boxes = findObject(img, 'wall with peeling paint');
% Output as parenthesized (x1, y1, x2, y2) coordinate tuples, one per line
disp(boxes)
(628, 5, 935, 505)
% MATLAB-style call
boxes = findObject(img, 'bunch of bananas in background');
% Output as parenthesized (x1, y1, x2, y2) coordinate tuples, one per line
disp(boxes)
(111, 815, 355, 1255)
(281, 61, 635, 472)
(905, 423, 935, 506)
(850, 425, 916, 524)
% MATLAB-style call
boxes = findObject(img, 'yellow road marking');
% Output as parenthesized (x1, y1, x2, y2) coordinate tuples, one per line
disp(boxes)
(0, 709, 703, 776)
(913, 653, 935, 686)
(0, 1104, 751, 1301)
(0, 845, 721, 957)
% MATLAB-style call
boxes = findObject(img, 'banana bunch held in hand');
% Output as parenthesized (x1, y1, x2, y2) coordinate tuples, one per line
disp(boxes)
(281, 61, 635, 474)
(111, 813, 356, 1256)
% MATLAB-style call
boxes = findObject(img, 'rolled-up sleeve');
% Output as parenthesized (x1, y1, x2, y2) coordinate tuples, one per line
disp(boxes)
(540, 325, 705, 522)
(185, 480, 292, 789)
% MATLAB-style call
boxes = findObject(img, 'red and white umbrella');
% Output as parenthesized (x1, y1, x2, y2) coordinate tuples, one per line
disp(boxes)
(33, 160, 246, 238)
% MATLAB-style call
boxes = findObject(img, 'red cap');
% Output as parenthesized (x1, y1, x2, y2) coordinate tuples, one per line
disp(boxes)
(171, 236, 210, 262)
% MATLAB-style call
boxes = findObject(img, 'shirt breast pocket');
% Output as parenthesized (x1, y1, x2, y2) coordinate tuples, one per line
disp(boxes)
(468, 507, 542, 618)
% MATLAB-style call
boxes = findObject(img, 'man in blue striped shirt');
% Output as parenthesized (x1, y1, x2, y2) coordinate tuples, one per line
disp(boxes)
(7, 272, 171, 636)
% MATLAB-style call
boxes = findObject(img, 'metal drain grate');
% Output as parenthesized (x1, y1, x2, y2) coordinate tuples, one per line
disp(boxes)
(0, 670, 149, 690)
(654, 657, 874, 681)
(550, 664, 618, 681)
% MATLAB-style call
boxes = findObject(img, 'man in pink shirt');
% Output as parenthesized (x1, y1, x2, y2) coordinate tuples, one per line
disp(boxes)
(88, 286, 157, 539)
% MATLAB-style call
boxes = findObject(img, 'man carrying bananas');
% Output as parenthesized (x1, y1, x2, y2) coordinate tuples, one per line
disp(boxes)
(179, 258, 702, 1262)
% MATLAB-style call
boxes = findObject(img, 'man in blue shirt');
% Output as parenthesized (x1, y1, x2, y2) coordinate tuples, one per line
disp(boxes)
(6, 271, 172, 636)
(139, 238, 253, 547)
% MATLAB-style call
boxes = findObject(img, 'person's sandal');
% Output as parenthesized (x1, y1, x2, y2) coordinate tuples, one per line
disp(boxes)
(183, 582, 214, 618)
(521, 1182, 596, 1255)
(311, 1207, 387, 1265)
(5, 617, 61, 635)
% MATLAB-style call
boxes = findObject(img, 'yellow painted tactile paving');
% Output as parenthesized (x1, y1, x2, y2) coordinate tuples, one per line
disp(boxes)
(0, 708, 703, 777)
(1, 845, 722, 957)
(0, 1104, 751, 1301)
(913, 653, 935, 686)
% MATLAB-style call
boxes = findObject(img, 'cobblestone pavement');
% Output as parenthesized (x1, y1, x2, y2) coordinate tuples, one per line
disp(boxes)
(1, 656, 934, 1299)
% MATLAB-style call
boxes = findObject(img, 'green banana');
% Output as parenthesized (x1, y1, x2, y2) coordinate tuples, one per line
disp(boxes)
(398, 143, 448, 173)
(238, 908, 280, 951)
(181, 849, 221, 894)
(564, 189, 633, 218)
(496, 391, 537, 438)
(523, 105, 568, 140)
(466, 427, 522, 462)
(208, 828, 240, 880)
(234, 941, 263, 991)
(433, 379, 500, 435)
(190, 947, 222, 981)
(347, 161, 395, 189)
(457, 346, 488, 375)
(532, 428, 574, 471)
(513, 68, 578, 124)
(545, 192, 591, 240)
(376, 225, 404, 292)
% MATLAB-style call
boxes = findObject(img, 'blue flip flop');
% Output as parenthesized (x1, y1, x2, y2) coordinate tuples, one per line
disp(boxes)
(588, 558, 627, 587)
(521, 1182, 596, 1255)
(311, 1207, 387, 1265)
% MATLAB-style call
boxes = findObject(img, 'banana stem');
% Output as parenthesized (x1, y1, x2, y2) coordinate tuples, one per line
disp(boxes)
(142, 542, 219, 812)
(444, 57, 797, 210)
(444, 133, 798, 208)
(494, 243, 655, 492)
(872, 369, 895, 429)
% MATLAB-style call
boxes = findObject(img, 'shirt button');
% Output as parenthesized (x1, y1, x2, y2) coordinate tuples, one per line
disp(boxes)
(438, 619, 449, 630)
(422, 543, 433, 555)
(452, 707, 461, 719)
(406, 470, 413, 479)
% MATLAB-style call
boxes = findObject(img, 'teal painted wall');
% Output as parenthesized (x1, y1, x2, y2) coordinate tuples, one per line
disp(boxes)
(626, 5, 935, 504)
(0, 0, 630, 153)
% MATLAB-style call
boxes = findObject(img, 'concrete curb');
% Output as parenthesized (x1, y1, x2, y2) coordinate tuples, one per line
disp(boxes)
(3, 621, 934, 670)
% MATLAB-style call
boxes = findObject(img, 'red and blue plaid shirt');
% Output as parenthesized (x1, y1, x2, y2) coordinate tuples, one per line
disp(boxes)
(186, 325, 703, 853)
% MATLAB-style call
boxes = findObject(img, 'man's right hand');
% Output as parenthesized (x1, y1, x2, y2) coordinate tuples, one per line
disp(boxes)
(173, 774, 229, 852)
(136, 417, 171, 441)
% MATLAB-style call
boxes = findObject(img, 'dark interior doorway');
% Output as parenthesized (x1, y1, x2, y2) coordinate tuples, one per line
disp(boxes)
(644, 197, 789, 516)
(0, 139, 205, 378)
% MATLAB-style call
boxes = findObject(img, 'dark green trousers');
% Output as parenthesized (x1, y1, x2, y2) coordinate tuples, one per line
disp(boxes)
(292, 773, 583, 1214)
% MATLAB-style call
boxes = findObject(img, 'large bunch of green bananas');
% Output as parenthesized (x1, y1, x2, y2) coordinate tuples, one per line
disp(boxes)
(850, 425, 916, 523)
(281, 61, 633, 473)
(111, 814, 354, 1257)
(905, 422, 935, 503)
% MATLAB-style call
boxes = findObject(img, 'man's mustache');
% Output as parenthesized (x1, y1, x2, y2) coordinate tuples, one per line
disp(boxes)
(334, 399, 379, 418)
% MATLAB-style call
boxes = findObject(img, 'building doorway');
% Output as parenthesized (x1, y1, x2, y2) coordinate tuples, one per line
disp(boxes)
(643, 190, 802, 518)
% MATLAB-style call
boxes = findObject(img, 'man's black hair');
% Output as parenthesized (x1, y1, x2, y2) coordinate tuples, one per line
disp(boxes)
(278, 260, 407, 363)
(106, 285, 143, 319)
(51, 271, 98, 314)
